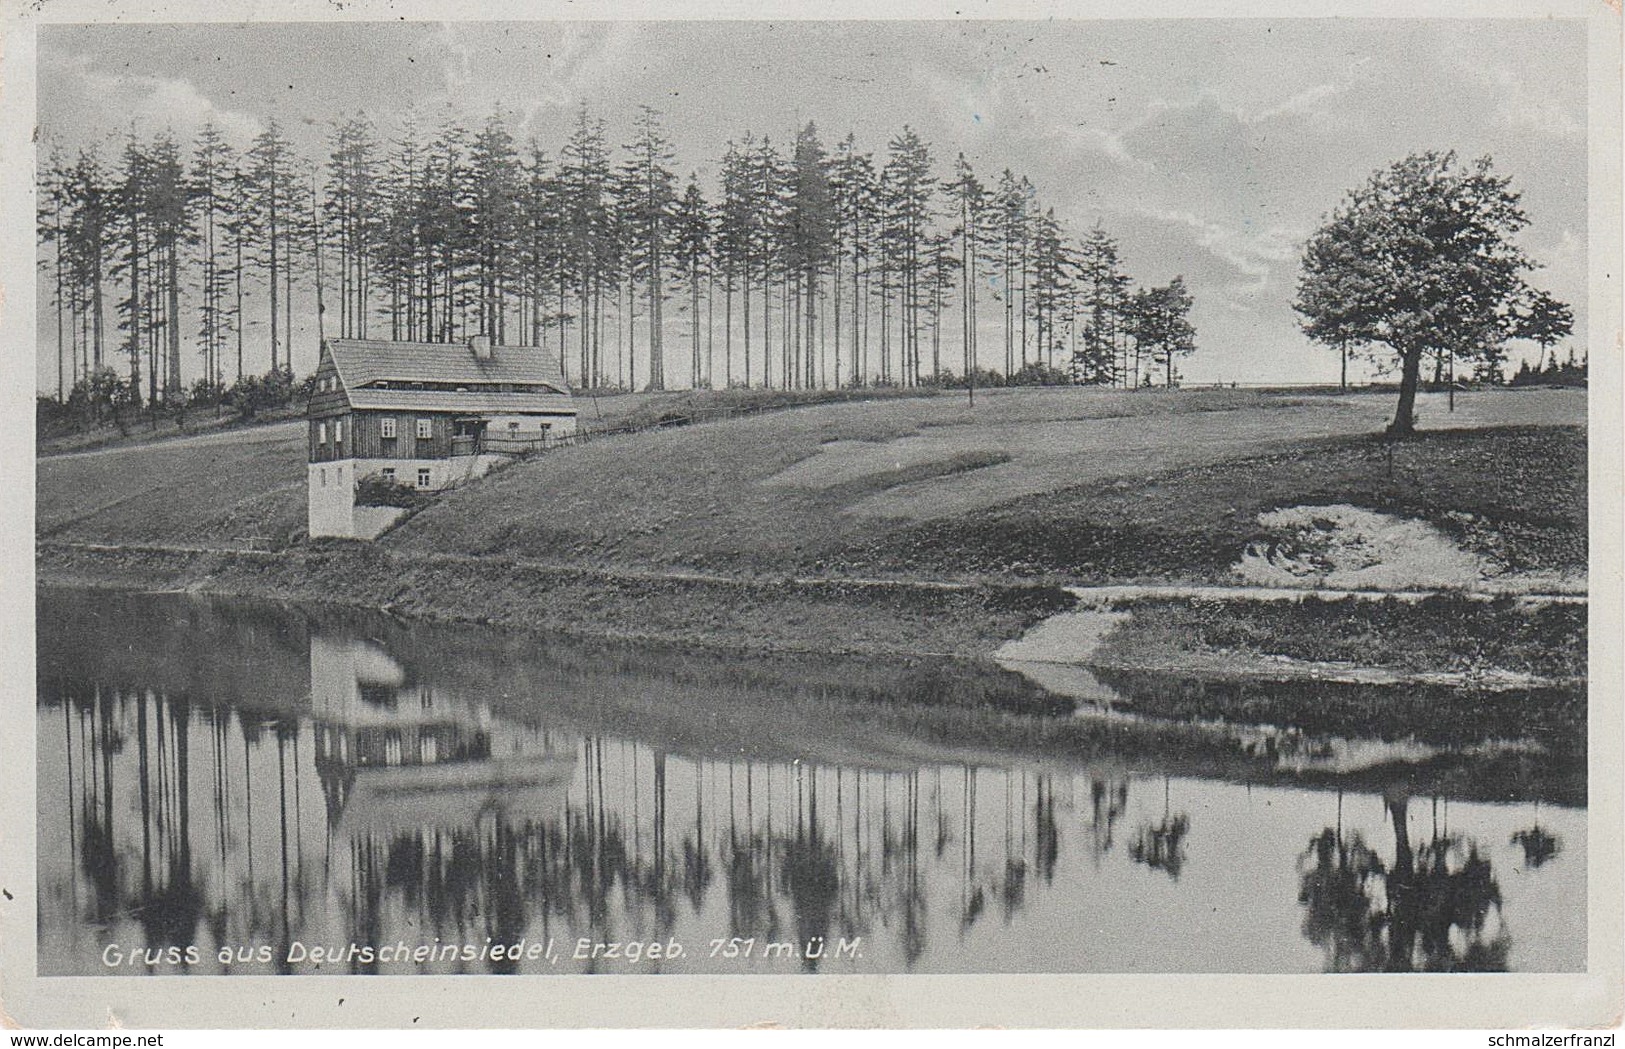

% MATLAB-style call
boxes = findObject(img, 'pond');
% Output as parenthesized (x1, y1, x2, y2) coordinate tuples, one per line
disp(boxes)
(36, 588, 1586, 976)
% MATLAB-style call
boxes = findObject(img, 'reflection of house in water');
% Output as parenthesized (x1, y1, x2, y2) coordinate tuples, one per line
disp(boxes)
(308, 636, 577, 835)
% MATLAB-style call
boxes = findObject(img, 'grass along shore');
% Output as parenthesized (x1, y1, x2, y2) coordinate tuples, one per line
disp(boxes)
(35, 540, 1077, 660)
(1090, 593, 1586, 683)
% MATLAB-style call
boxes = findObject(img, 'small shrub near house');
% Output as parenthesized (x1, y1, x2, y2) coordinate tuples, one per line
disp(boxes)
(356, 474, 428, 509)
(225, 366, 298, 420)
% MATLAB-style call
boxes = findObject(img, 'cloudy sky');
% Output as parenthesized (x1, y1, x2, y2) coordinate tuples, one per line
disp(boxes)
(35, 18, 1588, 387)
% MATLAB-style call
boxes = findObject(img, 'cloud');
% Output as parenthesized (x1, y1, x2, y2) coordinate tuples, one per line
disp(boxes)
(405, 21, 647, 144)
(43, 48, 263, 151)
(133, 75, 264, 145)
(1443, 30, 1586, 143)
(1248, 82, 1347, 125)
(1056, 124, 1146, 170)
(1493, 80, 1585, 142)
(1131, 205, 1304, 309)
(432, 23, 477, 98)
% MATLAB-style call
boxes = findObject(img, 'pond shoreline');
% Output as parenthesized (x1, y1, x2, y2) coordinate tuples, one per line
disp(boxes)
(34, 580, 1589, 808)
(39, 538, 1589, 673)
(36, 538, 1076, 660)
(38, 540, 1588, 805)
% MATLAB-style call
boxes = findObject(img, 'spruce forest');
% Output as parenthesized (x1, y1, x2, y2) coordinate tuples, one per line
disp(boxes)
(37, 104, 1199, 409)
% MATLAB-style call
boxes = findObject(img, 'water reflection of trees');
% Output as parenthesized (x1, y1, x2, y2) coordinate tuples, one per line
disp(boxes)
(1511, 827, 1560, 868)
(1129, 777, 1190, 880)
(1298, 793, 1510, 972)
(1511, 804, 1562, 869)
(49, 679, 330, 972)
(39, 623, 1566, 976)
(337, 756, 944, 972)
(1089, 777, 1130, 862)
(40, 593, 315, 967)
(46, 671, 1121, 974)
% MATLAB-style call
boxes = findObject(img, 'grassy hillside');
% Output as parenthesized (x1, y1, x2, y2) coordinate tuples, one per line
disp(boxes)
(393, 387, 1306, 567)
(842, 424, 1587, 585)
(36, 384, 1588, 679)
(36, 386, 1586, 583)
(390, 387, 1585, 583)
(37, 422, 308, 548)
(32, 385, 943, 549)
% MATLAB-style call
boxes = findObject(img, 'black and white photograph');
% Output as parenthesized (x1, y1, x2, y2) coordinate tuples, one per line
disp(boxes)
(2, 0, 1620, 1030)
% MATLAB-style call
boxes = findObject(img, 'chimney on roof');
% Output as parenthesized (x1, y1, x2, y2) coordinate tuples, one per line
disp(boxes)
(470, 334, 493, 361)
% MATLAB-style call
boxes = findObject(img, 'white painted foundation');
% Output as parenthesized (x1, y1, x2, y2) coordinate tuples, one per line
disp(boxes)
(308, 460, 356, 539)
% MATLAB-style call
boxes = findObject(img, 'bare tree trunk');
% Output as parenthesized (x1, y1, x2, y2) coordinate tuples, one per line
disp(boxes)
(54, 240, 66, 401)
(167, 239, 182, 396)
(762, 270, 772, 390)
(268, 184, 279, 373)
(234, 235, 244, 382)
(128, 214, 142, 404)
(833, 254, 843, 389)
(1390, 345, 1423, 436)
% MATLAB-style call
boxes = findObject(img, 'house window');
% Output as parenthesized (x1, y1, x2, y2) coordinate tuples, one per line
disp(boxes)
(381, 417, 397, 439)
(381, 467, 396, 483)
(320, 469, 326, 487)
(335, 419, 344, 444)
(317, 422, 328, 444)
(416, 418, 432, 439)
(416, 468, 432, 489)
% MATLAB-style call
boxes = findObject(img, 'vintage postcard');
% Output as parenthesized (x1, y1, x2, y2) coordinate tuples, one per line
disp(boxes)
(1, 0, 1620, 1030)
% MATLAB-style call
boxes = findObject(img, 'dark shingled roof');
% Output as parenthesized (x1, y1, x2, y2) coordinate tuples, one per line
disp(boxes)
(325, 338, 570, 395)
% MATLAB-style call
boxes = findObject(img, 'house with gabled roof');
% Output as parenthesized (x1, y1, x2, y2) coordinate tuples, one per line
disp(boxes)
(308, 335, 577, 539)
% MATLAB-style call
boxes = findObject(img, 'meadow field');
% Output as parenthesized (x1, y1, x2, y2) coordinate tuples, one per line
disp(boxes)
(39, 385, 1585, 577)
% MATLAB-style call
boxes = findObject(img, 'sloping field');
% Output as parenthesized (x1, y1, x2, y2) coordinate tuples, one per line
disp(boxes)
(390, 387, 1584, 575)
(35, 386, 1585, 575)
(775, 388, 1583, 520)
(390, 387, 1289, 569)
(37, 420, 308, 548)
(31, 388, 758, 548)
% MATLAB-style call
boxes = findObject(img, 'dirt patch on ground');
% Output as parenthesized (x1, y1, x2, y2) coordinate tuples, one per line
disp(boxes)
(1238, 504, 1487, 589)
(994, 606, 1131, 661)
